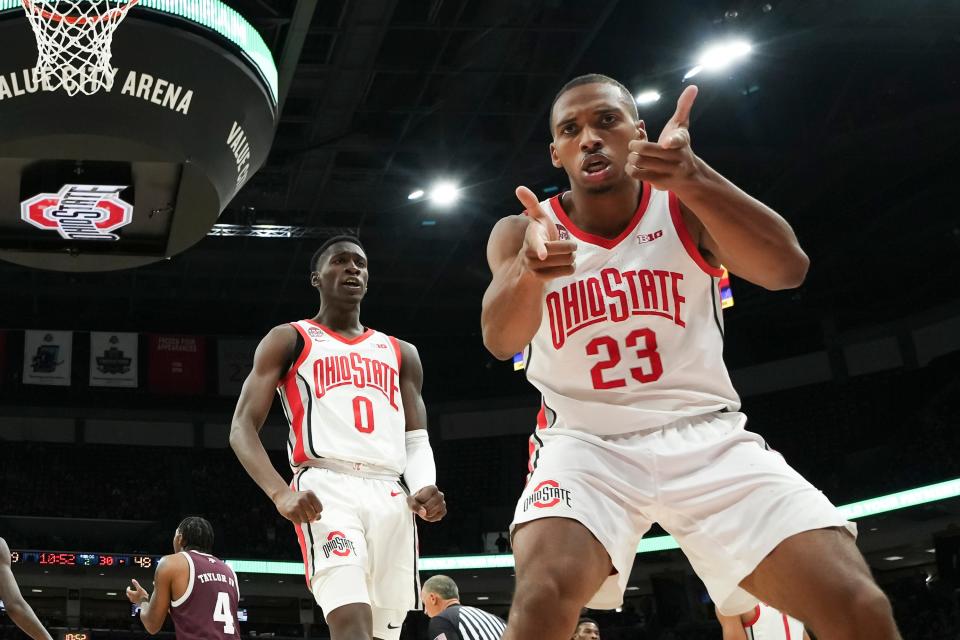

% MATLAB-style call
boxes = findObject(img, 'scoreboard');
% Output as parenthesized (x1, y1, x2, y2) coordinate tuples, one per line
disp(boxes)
(11, 550, 161, 570)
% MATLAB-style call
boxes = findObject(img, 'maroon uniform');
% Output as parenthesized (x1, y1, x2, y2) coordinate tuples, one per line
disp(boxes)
(169, 550, 240, 639)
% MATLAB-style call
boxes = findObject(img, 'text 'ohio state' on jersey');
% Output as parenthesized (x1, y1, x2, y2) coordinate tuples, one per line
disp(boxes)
(524, 183, 741, 437)
(277, 320, 407, 475)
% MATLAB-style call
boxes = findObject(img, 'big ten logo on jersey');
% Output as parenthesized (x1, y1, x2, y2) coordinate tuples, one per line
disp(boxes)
(546, 268, 687, 349)
(636, 229, 663, 244)
(197, 570, 236, 588)
(313, 349, 400, 409)
(307, 326, 325, 342)
(522, 480, 572, 512)
(322, 531, 356, 558)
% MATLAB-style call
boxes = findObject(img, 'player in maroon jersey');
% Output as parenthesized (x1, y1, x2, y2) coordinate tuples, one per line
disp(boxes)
(230, 235, 446, 640)
(126, 516, 240, 639)
(0, 538, 53, 640)
(482, 74, 899, 640)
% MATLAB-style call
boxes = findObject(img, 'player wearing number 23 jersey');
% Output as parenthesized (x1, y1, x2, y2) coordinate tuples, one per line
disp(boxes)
(230, 236, 447, 640)
(126, 517, 240, 639)
(480, 76, 886, 640)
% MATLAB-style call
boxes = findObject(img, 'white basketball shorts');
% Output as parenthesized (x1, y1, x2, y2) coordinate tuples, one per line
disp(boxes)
(511, 410, 856, 615)
(291, 466, 420, 624)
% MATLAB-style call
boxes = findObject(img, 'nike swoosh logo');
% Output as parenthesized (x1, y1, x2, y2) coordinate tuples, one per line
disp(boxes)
(387, 623, 400, 629)
(390, 490, 402, 497)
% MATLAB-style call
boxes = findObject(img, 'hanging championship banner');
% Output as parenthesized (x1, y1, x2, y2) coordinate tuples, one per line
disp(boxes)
(23, 329, 73, 386)
(148, 334, 207, 394)
(89, 331, 138, 387)
(217, 338, 257, 396)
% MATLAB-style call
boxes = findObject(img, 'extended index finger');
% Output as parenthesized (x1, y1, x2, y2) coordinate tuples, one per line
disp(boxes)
(671, 85, 698, 129)
(516, 186, 549, 222)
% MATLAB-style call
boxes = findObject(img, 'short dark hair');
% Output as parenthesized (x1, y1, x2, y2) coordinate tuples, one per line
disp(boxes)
(309, 235, 365, 274)
(576, 617, 599, 631)
(549, 74, 638, 133)
(177, 516, 214, 553)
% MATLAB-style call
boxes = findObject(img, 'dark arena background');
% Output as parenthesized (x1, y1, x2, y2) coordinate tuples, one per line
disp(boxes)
(1, 0, 959, 639)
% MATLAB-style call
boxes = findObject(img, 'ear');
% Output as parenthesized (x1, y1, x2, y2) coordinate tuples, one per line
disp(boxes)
(310, 271, 320, 287)
(549, 142, 562, 169)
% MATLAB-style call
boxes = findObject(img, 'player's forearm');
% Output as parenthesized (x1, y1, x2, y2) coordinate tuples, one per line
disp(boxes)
(481, 259, 546, 359)
(138, 601, 163, 634)
(679, 158, 809, 290)
(7, 600, 53, 640)
(229, 422, 290, 502)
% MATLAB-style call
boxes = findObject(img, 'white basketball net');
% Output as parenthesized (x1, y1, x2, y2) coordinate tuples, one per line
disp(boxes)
(21, 0, 138, 96)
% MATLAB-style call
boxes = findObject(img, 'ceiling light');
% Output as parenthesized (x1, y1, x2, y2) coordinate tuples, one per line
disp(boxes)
(477, 596, 489, 601)
(31, 588, 43, 593)
(616, 607, 623, 613)
(635, 90, 661, 105)
(428, 181, 460, 207)
(626, 586, 640, 591)
(684, 39, 752, 80)
(407, 189, 425, 200)
(106, 592, 118, 596)
(883, 555, 904, 561)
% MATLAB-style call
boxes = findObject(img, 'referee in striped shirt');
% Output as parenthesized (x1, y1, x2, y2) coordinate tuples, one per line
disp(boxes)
(422, 575, 506, 640)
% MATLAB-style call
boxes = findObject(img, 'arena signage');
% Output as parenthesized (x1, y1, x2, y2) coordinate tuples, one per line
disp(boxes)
(20, 184, 133, 241)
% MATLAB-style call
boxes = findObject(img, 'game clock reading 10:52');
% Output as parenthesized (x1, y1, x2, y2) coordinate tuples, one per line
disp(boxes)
(11, 551, 159, 569)
(59, 631, 91, 640)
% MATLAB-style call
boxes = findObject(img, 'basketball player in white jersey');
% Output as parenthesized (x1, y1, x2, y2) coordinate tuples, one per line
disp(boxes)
(717, 604, 810, 640)
(481, 74, 899, 640)
(230, 235, 446, 640)
(125, 516, 240, 639)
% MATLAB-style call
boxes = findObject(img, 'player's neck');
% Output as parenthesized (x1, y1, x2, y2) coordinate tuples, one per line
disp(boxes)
(313, 303, 363, 337)
(563, 180, 643, 239)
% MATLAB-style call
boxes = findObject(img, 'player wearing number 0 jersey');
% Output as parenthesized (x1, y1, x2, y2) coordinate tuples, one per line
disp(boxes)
(126, 517, 240, 639)
(482, 75, 898, 640)
(230, 235, 446, 640)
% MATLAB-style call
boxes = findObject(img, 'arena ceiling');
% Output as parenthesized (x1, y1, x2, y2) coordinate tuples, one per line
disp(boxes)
(1, 0, 957, 375)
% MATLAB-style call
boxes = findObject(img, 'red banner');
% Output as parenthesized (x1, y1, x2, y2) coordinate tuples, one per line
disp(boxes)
(148, 334, 206, 395)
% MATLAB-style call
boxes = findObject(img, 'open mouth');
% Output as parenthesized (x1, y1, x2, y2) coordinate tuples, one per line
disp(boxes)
(581, 153, 611, 177)
(342, 278, 363, 290)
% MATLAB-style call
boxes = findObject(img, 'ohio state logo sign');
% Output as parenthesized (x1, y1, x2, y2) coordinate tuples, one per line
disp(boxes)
(20, 184, 133, 241)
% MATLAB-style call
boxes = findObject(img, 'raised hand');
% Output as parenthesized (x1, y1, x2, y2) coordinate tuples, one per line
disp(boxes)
(515, 186, 577, 280)
(626, 85, 703, 192)
(273, 487, 323, 524)
(406, 485, 446, 522)
(126, 578, 149, 605)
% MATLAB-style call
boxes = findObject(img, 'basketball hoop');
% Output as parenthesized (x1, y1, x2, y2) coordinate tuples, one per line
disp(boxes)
(21, 0, 138, 96)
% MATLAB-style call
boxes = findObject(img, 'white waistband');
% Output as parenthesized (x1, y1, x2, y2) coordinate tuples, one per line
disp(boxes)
(298, 458, 400, 481)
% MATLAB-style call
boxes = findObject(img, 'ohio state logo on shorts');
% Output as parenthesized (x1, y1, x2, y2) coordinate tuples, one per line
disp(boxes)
(20, 184, 133, 241)
(322, 531, 356, 558)
(522, 479, 572, 511)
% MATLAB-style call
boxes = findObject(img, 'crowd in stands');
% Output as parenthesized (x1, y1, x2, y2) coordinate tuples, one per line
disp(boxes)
(1, 353, 959, 637)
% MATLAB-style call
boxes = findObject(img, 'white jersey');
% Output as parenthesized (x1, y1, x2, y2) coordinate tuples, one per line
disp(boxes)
(524, 184, 740, 437)
(277, 320, 406, 475)
(744, 603, 806, 640)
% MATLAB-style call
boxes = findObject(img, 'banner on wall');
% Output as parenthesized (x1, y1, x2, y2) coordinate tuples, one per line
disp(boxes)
(148, 334, 206, 395)
(89, 332, 139, 388)
(217, 338, 257, 396)
(23, 330, 73, 386)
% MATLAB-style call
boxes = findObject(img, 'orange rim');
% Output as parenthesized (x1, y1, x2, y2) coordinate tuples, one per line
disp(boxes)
(21, 0, 138, 25)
